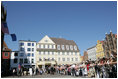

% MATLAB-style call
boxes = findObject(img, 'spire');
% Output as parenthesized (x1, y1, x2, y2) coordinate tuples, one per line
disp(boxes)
(105, 32, 107, 35)
(110, 30, 112, 33)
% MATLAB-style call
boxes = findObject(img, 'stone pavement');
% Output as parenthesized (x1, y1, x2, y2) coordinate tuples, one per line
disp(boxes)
(3, 73, 87, 78)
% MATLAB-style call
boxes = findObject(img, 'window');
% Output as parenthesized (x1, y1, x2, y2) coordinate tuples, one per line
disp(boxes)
(20, 53, 24, 57)
(67, 52, 69, 55)
(61, 45, 65, 50)
(48, 58, 50, 61)
(32, 53, 34, 57)
(62, 52, 65, 55)
(27, 53, 30, 56)
(48, 51, 50, 55)
(48, 45, 49, 49)
(62, 58, 65, 61)
(70, 45, 73, 50)
(72, 58, 73, 61)
(74, 46, 77, 50)
(19, 59, 23, 64)
(52, 52, 54, 55)
(66, 45, 69, 50)
(39, 52, 41, 55)
(14, 53, 18, 56)
(44, 52, 45, 55)
(58, 58, 60, 61)
(39, 45, 41, 48)
(20, 43, 24, 46)
(75, 58, 78, 61)
(75, 52, 77, 55)
(67, 58, 70, 61)
(14, 59, 18, 63)
(58, 52, 60, 55)
(24, 59, 28, 63)
(71, 52, 73, 55)
(39, 58, 42, 61)
(4, 52, 8, 56)
(31, 59, 34, 63)
(32, 43, 34, 46)
(20, 47, 24, 51)
(27, 43, 31, 46)
(57, 45, 60, 50)
(52, 58, 54, 61)
(32, 48, 34, 51)
(43, 45, 45, 48)
(27, 48, 31, 51)
(52, 45, 54, 49)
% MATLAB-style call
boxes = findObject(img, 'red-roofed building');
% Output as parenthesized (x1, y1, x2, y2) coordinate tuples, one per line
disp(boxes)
(1, 41, 12, 76)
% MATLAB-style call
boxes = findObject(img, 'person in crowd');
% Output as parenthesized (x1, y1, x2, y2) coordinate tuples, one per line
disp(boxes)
(36, 67, 39, 75)
(72, 67, 75, 76)
(48, 66, 50, 74)
(13, 68, 15, 77)
(32, 67, 35, 76)
(39, 68, 43, 75)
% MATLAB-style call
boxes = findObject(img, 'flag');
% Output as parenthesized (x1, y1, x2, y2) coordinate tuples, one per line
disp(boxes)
(1, 22, 9, 34)
(11, 34, 17, 41)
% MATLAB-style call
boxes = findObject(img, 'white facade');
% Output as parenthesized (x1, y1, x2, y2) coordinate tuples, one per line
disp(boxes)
(19, 40, 36, 68)
(36, 35, 81, 68)
(87, 46, 97, 61)
(10, 51, 19, 69)
(10, 40, 36, 69)
(10, 36, 81, 69)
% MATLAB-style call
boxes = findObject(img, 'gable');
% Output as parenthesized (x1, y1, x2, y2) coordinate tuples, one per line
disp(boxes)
(38, 35, 55, 44)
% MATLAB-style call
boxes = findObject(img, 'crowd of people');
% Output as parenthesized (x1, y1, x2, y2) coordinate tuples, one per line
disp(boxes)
(53, 57, 117, 78)
(11, 57, 117, 78)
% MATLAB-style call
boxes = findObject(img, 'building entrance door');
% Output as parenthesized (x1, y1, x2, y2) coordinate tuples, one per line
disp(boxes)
(38, 65, 42, 69)
(45, 63, 51, 67)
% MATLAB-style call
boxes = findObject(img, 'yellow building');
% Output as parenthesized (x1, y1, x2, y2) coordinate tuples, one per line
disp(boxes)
(96, 40, 105, 59)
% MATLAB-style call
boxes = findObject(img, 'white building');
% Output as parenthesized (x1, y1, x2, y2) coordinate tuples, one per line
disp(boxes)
(10, 40, 37, 69)
(10, 51, 19, 69)
(10, 36, 81, 70)
(36, 35, 81, 68)
(87, 46, 97, 61)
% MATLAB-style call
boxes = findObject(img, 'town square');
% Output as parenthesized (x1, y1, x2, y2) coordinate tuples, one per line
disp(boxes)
(1, 1, 117, 78)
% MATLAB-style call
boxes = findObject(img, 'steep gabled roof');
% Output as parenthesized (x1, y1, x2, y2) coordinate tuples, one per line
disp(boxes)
(50, 37, 76, 45)
(50, 37, 80, 51)
(3, 41, 12, 51)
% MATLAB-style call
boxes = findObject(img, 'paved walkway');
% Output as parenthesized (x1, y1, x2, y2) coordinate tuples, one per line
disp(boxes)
(2, 73, 86, 78)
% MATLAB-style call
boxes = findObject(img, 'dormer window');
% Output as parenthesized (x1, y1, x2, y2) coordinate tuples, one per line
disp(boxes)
(70, 45, 73, 50)
(57, 45, 60, 50)
(66, 45, 69, 50)
(61, 45, 65, 50)
(74, 46, 77, 50)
